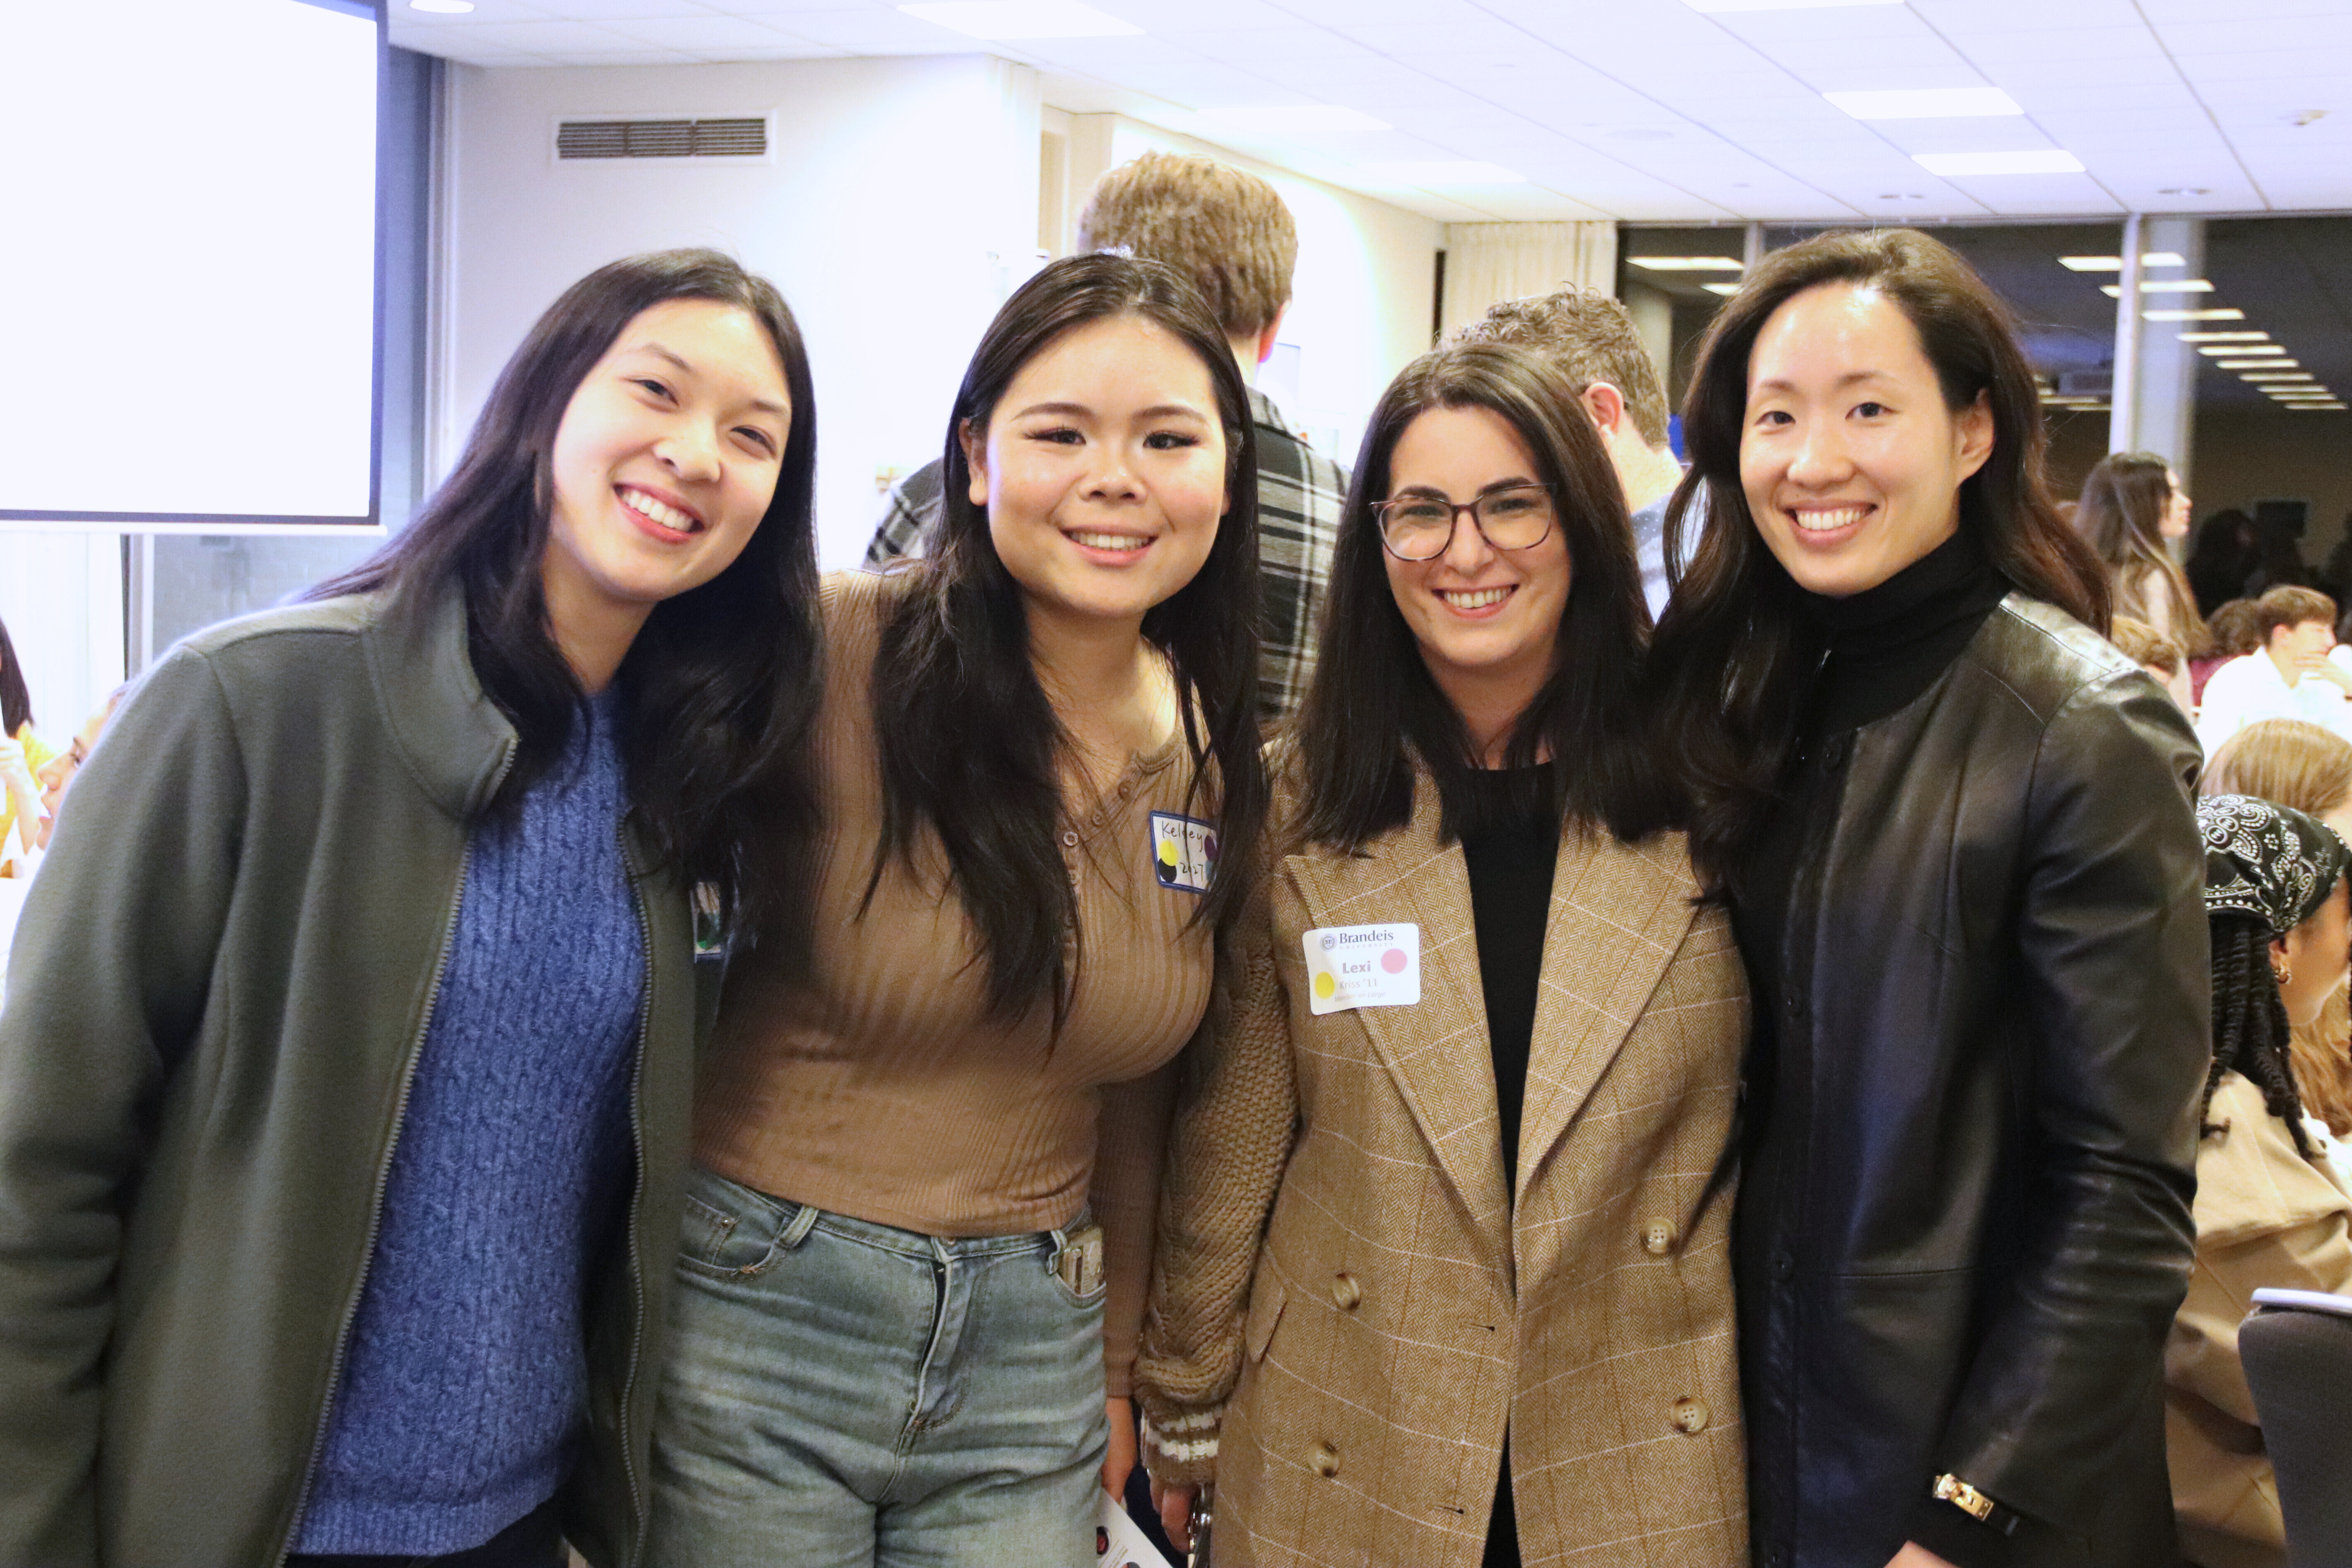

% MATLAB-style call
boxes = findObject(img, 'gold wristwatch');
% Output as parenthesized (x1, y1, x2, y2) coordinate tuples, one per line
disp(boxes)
(1931, 1473, 2018, 1533)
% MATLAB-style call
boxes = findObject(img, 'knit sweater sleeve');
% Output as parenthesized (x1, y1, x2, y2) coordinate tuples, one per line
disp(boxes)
(1093, 1060, 1177, 1398)
(1134, 882, 1298, 1486)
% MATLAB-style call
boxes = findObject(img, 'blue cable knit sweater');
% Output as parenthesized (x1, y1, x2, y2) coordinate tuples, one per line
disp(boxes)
(296, 692, 644, 1556)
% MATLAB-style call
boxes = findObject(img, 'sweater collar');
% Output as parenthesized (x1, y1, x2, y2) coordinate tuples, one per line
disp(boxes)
(1805, 525, 2007, 658)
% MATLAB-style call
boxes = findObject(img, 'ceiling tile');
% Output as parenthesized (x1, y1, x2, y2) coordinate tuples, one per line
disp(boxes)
(2179, 46, 2352, 84)
(2157, 12, 2352, 54)
(504, 0, 727, 17)
(1753, 38, 1987, 92)
(1908, 0, 2144, 29)
(597, 13, 820, 47)
(1705, 3, 1936, 46)
(387, 0, 563, 27)
(407, 17, 652, 51)
(1273, 0, 1499, 27)
(757, 7, 975, 51)
(526, 47, 710, 63)
(1336, 18, 1550, 58)
(1088, 0, 1298, 26)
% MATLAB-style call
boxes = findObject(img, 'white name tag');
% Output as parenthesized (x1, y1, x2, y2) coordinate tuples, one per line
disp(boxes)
(1303, 923, 1421, 1014)
(1150, 811, 1217, 894)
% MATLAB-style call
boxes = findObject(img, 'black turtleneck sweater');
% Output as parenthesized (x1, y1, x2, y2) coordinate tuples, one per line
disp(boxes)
(1730, 528, 2020, 1568)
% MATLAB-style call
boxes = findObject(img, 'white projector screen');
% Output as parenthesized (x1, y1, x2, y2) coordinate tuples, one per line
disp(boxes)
(0, 0, 381, 530)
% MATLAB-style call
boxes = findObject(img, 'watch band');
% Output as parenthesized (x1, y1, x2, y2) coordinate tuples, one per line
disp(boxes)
(1932, 1473, 2021, 1535)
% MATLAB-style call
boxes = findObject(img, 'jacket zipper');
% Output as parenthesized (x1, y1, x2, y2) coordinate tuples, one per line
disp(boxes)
(614, 818, 657, 1566)
(274, 827, 490, 1566)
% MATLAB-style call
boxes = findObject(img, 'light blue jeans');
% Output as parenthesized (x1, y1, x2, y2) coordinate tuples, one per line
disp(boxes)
(647, 1165, 1109, 1568)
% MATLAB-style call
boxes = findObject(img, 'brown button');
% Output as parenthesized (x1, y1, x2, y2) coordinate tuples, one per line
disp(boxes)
(1117, 780, 1133, 797)
(1311, 1441, 1341, 1477)
(1672, 1397, 1709, 1434)
(1331, 1271, 1362, 1311)
(1642, 1222, 1677, 1257)
(1061, 831, 1079, 848)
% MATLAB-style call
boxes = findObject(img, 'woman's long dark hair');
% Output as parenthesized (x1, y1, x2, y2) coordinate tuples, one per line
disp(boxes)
(2207, 913, 2315, 1157)
(2082, 450, 2206, 653)
(1650, 227, 2108, 890)
(316, 248, 822, 956)
(869, 253, 1266, 1025)
(1293, 341, 1670, 852)
(0, 616, 29, 738)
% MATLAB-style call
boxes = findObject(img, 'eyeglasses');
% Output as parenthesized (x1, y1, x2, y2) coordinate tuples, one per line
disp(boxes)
(1374, 484, 1555, 561)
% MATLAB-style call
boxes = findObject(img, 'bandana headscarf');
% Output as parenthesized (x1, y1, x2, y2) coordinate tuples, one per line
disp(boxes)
(2197, 794, 2350, 938)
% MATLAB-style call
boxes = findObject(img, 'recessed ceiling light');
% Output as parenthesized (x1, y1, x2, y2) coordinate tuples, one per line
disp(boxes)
(2218, 359, 2298, 369)
(2243, 372, 2315, 381)
(2059, 253, 2187, 271)
(2271, 386, 2334, 395)
(1361, 161, 1526, 184)
(2286, 404, 2348, 411)
(1703, 282, 1741, 295)
(2180, 331, 2269, 342)
(896, 2, 1141, 39)
(1199, 105, 1390, 135)
(2197, 344, 2283, 355)
(1913, 150, 2085, 176)
(2098, 280, 2215, 296)
(408, 0, 475, 11)
(2159, 187, 2213, 196)
(1630, 257, 1746, 272)
(1826, 88, 2022, 120)
(1685, 0, 1901, 10)
(2145, 308, 2244, 321)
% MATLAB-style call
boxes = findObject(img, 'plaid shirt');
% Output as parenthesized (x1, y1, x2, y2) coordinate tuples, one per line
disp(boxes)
(859, 387, 1346, 719)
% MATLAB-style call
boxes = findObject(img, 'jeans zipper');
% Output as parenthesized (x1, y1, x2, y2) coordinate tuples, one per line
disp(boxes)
(273, 812, 495, 1567)
(614, 819, 657, 1565)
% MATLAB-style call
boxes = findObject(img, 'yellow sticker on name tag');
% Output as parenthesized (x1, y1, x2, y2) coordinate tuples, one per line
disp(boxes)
(1303, 923, 1421, 1014)
(1150, 811, 1217, 894)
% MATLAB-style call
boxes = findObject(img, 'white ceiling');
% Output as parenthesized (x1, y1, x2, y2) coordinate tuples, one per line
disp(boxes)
(388, 0, 2352, 223)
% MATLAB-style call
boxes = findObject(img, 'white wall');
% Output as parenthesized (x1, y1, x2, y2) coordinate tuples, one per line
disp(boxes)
(1098, 117, 1442, 470)
(444, 55, 1042, 568)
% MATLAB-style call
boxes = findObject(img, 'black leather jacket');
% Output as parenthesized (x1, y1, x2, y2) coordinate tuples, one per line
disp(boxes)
(1735, 594, 2207, 1568)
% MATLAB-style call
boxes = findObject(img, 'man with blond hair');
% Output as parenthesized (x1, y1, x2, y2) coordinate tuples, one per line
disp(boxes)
(865, 151, 1345, 718)
(1446, 288, 1691, 616)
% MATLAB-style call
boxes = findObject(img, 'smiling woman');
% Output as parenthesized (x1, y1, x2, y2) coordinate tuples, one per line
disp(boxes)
(648, 253, 1268, 1568)
(1650, 229, 2209, 1568)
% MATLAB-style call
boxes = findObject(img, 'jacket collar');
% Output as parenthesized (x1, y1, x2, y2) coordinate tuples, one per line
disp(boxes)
(359, 587, 520, 821)
(1284, 769, 1702, 1241)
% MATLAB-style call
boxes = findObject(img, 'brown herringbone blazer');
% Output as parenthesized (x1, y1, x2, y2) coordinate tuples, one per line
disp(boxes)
(1138, 773, 1749, 1567)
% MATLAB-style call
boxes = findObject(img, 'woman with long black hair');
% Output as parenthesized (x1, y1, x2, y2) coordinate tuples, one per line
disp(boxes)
(0, 248, 823, 1568)
(648, 253, 1266, 1568)
(1134, 340, 1748, 1568)
(1648, 228, 2210, 1568)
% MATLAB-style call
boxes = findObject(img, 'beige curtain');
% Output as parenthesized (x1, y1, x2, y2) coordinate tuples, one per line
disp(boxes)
(1439, 222, 1619, 338)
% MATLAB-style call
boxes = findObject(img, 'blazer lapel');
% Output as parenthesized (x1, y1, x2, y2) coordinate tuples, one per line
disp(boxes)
(1284, 779, 1512, 1236)
(1514, 831, 1702, 1212)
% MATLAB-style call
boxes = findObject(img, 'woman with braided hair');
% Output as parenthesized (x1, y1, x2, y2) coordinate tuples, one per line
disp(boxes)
(2168, 795, 2352, 1568)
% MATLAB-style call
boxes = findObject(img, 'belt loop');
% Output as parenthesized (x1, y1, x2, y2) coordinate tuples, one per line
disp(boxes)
(779, 1201, 821, 1250)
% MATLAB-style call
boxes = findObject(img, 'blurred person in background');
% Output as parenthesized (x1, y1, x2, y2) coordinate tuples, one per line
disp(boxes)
(864, 151, 1343, 720)
(2189, 510, 2261, 617)
(1443, 287, 1691, 618)
(2170, 796, 2352, 1568)
(2080, 451, 2205, 656)
(2195, 598, 2263, 707)
(2111, 614, 2193, 716)
(1649, 227, 2206, 1568)
(2196, 587, 2349, 752)
(1136, 340, 1747, 1568)
(2199, 720, 2352, 1190)
(0, 614, 58, 876)
(0, 249, 826, 1568)
(31, 685, 126, 837)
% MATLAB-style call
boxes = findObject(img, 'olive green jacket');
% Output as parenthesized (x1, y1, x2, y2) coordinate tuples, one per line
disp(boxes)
(0, 591, 704, 1568)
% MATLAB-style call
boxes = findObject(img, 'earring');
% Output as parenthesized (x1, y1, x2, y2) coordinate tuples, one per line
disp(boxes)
(2273, 952, 2294, 985)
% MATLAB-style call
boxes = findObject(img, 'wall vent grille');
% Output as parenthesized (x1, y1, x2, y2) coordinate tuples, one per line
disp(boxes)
(556, 117, 767, 160)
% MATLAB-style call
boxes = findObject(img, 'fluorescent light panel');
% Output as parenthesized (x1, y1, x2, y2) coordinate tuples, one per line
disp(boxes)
(2181, 332, 2269, 342)
(2198, 344, 2284, 355)
(1826, 88, 2022, 120)
(2218, 359, 2297, 369)
(1914, 150, 2085, 176)
(2286, 405, 2348, 411)
(896, 2, 1140, 39)
(2099, 280, 2215, 296)
(2243, 372, 2315, 381)
(1200, 105, 1389, 135)
(2146, 308, 2244, 321)
(1704, 282, 1741, 295)
(1362, 161, 1525, 184)
(2060, 253, 2187, 271)
(1685, 0, 1900, 10)
(1630, 257, 1745, 272)
(409, 0, 475, 11)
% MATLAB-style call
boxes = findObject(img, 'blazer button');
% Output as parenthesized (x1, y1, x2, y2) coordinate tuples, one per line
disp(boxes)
(1331, 1271, 1362, 1310)
(1672, 1397, 1710, 1434)
(1311, 1441, 1341, 1477)
(1642, 1222, 1677, 1256)
(1770, 1248, 1796, 1282)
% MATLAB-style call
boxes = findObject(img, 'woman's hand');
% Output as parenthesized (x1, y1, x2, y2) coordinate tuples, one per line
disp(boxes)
(1885, 1544, 1959, 1568)
(1153, 1478, 1198, 1551)
(1102, 1395, 1136, 1501)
